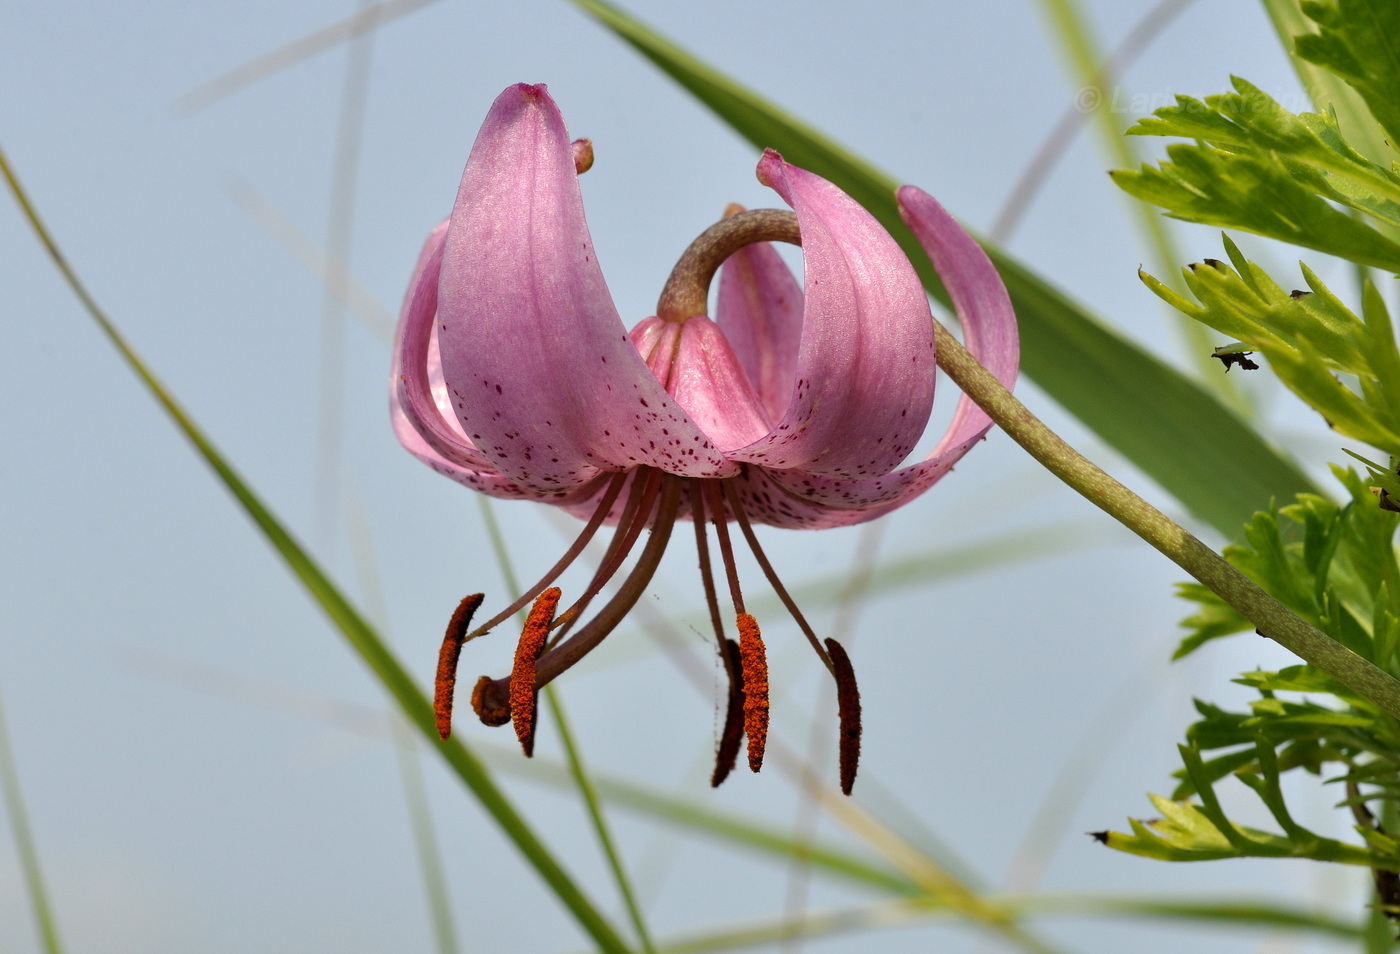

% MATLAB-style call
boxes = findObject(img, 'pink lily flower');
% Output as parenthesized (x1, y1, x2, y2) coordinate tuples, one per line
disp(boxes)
(392, 84, 1019, 793)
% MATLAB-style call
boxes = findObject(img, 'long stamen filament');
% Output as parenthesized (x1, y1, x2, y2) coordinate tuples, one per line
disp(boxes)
(724, 480, 835, 675)
(692, 483, 746, 787)
(472, 475, 684, 719)
(689, 482, 728, 657)
(547, 469, 663, 646)
(705, 481, 746, 616)
(466, 472, 628, 641)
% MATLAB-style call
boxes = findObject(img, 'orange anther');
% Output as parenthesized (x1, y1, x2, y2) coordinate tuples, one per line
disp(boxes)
(434, 593, 484, 739)
(736, 613, 769, 773)
(511, 587, 561, 756)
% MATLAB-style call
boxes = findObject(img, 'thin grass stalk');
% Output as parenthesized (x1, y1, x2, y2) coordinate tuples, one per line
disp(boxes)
(478, 497, 656, 953)
(346, 493, 461, 954)
(0, 684, 65, 954)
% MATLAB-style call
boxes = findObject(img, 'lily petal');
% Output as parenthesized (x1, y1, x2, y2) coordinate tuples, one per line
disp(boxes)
(435, 84, 733, 493)
(664, 316, 772, 454)
(725, 151, 935, 480)
(758, 187, 1020, 514)
(392, 221, 578, 501)
(715, 237, 802, 423)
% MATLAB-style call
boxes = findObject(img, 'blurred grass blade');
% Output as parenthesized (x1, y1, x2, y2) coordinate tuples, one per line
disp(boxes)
(610, 893, 1365, 954)
(1034, 0, 1238, 404)
(545, 689, 658, 954)
(1016, 894, 1364, 939)
(225, 177, 394, 344)
(485, 745, 922, 898)
(390, 718, 461, 954)
(0, 145, 636, 954)
(566, 0, 1319, 538)
(0, 684, 65, 954)
(175, 0, 442, 114)
(345, 494, 459, 954)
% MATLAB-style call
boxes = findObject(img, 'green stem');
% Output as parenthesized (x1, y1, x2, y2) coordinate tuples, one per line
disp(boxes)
(933, 321, 1400, 719)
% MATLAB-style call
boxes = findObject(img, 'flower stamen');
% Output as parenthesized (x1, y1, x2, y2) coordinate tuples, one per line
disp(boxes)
(723, 481, 835, 675)
(825, 637, 862, 795)
(548, 470, 662, 646)
(511, 587, 560, 757)
(471, 474, 684, 721)
(434, 592, 484, 739)
(712, 638, 746, 787)
(465, 472, 627, 643)
(736, 612, 770, 772)
(692, 482, 748, 787)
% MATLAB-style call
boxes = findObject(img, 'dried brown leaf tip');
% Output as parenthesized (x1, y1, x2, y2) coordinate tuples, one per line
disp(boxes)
(510, 587, 560, 757)
(737, 613, 769, 772)
(825, 637, 862, 796)
(1211, 346, 1259, 372)
(434, 593, 484, 739)
(711, 638, 746, 788)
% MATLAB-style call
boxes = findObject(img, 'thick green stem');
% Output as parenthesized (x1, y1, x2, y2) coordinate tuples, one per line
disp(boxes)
(933, 321, 1400, 719)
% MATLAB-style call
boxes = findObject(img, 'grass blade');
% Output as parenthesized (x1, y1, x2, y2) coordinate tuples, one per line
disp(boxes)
(1034, 0, 1241, 407)
(0, 683, 65, 954)
(565, 0, 1320, 538)
(174, 0, 441, 114)
(0, 144, 635, 954)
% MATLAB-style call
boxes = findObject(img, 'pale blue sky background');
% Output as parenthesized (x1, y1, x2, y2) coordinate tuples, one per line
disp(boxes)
(0, 1, 1370, 952)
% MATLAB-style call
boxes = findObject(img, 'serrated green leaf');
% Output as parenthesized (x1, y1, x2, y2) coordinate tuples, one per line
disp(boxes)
(1103, 791, 1387, 867)
(565, 0, 1319, 539)
(1142, 249, 1400, 456)
(1295, 0, 1400, 149)
(1117, 75, 1400, 268)
(1261, 0, 1396, 174)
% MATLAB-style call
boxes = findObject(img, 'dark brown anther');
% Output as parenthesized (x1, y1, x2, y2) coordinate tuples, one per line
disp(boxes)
(434, 593, 484, 739)
(736, 613, 769, 773)
(471, 675, 511, 726)
(511, 587, 561, 757)
(825, 637, 862, 796)
(711, 638, 746, 788)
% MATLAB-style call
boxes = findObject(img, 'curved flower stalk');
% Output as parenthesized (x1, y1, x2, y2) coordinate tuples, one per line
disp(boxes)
(392, 84, 1019, 794)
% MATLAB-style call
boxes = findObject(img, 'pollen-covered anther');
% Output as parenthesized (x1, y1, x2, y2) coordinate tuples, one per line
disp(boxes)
(510, 587, 561, 756)
(736, 613, 769, 772)
(434, 593, 484, 739)
(711, 638, 746, 788)
(825, 637, 862, 796)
